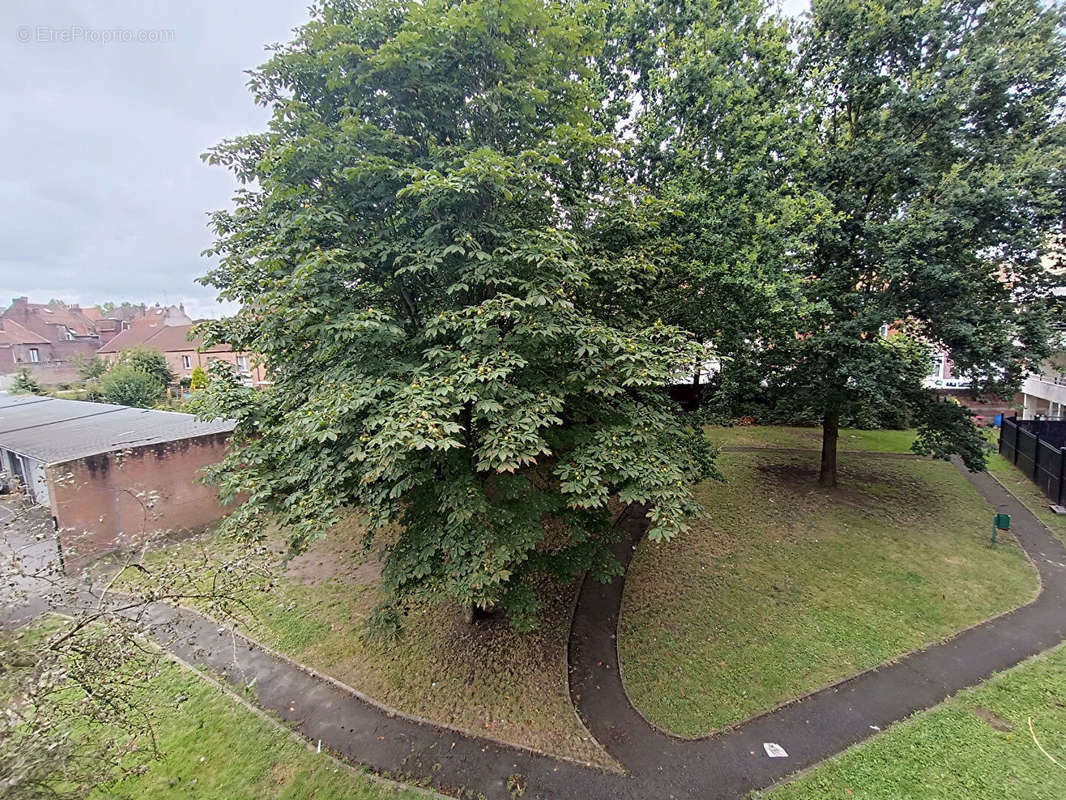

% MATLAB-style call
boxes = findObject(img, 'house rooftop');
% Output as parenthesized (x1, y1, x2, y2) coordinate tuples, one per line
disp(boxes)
(97, 323, 229, 355)
(0, 394, 234, 465)
(0, 319, 49, 346)
(6, 299, 98, 337)
(96, 326, 160, 354)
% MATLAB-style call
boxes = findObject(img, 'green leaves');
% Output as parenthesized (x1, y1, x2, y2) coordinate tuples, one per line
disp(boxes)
(197, 0, 711, 632)
(753, 0, 1063, 477)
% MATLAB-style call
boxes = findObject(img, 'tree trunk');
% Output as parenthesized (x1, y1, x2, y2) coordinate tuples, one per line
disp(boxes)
(819, 409, 839, 488)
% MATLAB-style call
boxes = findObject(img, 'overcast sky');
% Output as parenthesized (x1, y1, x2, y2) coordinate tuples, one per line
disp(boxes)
(1, 0, 810, 320)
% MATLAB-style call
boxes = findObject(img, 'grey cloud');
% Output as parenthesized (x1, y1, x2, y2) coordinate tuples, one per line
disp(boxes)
(0, 0, 310, 317)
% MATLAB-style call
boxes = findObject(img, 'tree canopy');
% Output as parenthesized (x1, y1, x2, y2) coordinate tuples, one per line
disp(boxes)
(779, 0, 1066, 485)
(195, 0, 716, 631)
(196, 0, 1066, 626)
(116, 347, 175, 388)
(607, 0, 818, 407)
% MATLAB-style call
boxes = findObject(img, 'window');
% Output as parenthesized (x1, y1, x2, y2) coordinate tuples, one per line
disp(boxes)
(28, 348, 39, 363)
(879, 324, 890, 338)
(236, 355, 248, 372)
(182, 355, 192, 370)
(929, 354, 945, 380)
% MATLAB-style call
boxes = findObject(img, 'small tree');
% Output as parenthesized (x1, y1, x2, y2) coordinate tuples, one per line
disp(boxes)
(189, 365, 207, 392)
(11, 367, 42, 395)
(117, 347, 174, 388)
(70, 354, 108, 382)
(99, 365, 164, 408)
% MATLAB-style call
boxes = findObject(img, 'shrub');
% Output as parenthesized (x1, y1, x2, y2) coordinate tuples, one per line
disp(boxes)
(99, 366, 165, 408)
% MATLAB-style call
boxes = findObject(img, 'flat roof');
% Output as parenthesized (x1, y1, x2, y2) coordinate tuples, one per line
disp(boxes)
(0, 394, 234, 465)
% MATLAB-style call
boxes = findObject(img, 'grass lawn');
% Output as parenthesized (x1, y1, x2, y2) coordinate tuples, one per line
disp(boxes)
(986, 451, 1066, 547)
(103, 665, 426, 800)
(768, 644, 1066, 800)
(618, 447, 1038, 737)
(706, 425, 917, 453)
(122, 517, 614, 770)
(2, 620, 424, 800)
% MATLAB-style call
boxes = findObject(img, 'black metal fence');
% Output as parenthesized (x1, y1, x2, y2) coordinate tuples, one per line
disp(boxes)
(999, 416, 1066, 506)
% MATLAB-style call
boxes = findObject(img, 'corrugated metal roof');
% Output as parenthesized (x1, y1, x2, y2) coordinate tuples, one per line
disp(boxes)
(0, 395, 234, 465)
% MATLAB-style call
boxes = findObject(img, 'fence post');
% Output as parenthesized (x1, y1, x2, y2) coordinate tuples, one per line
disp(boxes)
(1013, 419, 1020, 465)
(1059, 447, 1066, 506)
(1035, 432, 1042, 481)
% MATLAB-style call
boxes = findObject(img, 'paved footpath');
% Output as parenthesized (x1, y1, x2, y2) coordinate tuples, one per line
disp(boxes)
(569, 456, 1066, 799)
(5, 455, 1066, 799)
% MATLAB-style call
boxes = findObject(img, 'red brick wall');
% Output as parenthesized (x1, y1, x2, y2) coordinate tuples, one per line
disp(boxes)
(47, 432, 231, 574)
(931, 389, 1021, 424)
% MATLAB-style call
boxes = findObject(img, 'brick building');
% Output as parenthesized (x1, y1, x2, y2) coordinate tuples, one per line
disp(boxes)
(0, 318, 53, 375)
(0, 394, 234, 574)
(0, 298, 109, 382)
(98, 323, 267, 386)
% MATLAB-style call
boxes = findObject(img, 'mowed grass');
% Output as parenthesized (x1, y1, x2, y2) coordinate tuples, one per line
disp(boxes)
(706, 425, 917, 453)
(102, 665, 426, 800)
(125, 518, 614, 770)
(987, 450, 1066, 547)
(769, 644, 1066, 800)
(2, 621, 422, 800)
(618, 448, 1038, 737)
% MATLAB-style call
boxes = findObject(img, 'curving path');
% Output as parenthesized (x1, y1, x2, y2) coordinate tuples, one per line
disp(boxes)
(5, 454, 1066, 800)
(568, 455, 1066, 799)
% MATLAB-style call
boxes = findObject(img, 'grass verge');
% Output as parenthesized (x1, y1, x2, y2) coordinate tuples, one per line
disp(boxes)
(618, 447, 1038, 737)
(103, 662, 427, 800)
(120, 518, 614, 770)
(767, 644, 1066, 800)
(2, 618, 425, 800)
(986, 451, 1066, 547)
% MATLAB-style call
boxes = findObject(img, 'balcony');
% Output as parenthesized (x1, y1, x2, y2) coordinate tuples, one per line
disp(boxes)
(1021, 374, 1066, 408)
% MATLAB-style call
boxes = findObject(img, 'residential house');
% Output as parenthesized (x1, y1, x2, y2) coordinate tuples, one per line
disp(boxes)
(0, 318, 53, 374)
(97, 323, 266, 386)
(125, 303, 193, 330)
(0, 298, 109, 383)
(82, 303, 193, 341)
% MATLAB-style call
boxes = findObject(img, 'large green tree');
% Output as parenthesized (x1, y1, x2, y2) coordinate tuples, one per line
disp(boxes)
(775, 0, 1066, 486)
(195, 0, 714, 630)
(608, 0, 813, 404)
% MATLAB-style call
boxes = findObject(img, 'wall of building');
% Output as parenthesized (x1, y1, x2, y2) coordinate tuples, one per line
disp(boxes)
(168, 348, 267, 385)
(47, 431, 231, 574)
(17, 361, 84, 386)
(931, 389, 1020, 424)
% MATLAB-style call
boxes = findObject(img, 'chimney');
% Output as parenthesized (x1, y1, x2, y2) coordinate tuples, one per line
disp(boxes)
(6, 297, 29, 325)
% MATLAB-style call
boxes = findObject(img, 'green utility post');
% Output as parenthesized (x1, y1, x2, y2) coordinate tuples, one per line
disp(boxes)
(992, 513, 1011, 544)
